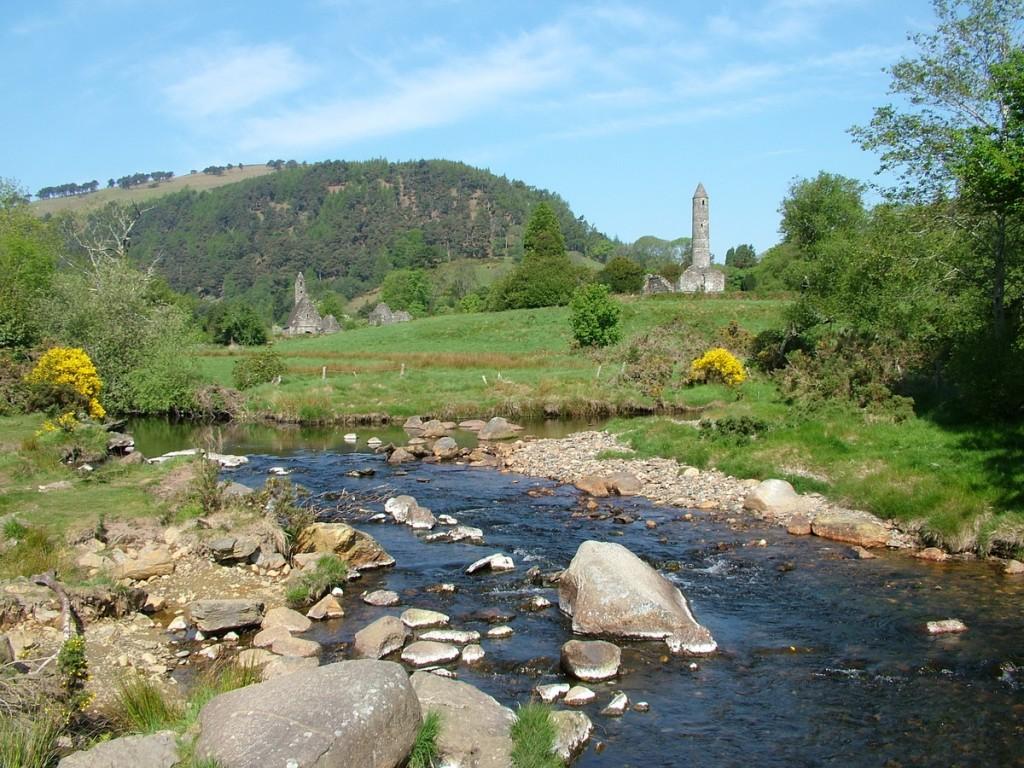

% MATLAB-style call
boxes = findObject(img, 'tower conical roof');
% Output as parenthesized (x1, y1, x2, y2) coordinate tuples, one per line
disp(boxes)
(693, 182, 707, 198)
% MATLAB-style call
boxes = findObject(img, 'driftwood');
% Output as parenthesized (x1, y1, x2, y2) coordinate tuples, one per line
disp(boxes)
(31, 571, 82, 640)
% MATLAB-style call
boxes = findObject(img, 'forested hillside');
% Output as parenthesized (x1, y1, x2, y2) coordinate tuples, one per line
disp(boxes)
(126, 159, 612, 318)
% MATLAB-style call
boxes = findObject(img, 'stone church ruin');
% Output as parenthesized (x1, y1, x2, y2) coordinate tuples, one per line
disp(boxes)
(642, 183, 725, 295)
(282, 273, 341, 336)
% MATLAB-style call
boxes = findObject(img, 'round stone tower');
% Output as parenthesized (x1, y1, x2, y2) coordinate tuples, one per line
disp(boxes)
(691, 182, 710, 269)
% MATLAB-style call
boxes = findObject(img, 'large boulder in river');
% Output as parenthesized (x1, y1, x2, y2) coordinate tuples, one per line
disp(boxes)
(294, 522, 395, 570)
(197, 660, 422, 768)
(811, 512, 890, 548)
(58, 731, 179, 768)
(477, 417, 518, 441)
(411, 671, 515, 768)
(742, 479, 804, 516)
(558, 540, 716, 654)
(354, 615, 409, 659)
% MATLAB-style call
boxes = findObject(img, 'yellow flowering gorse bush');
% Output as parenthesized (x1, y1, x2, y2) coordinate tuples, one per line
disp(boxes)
(26, 346, 106, 421)
(690, 347, 747, 388)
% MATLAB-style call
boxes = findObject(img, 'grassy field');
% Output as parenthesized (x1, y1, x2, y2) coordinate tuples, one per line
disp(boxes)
(30, 164, 274, 216)
(203, 295, 788, 421)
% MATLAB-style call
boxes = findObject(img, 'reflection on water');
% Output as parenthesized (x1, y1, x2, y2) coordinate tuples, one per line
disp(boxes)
(209, 447, 1024, 768)
(126, 417, 609, 458)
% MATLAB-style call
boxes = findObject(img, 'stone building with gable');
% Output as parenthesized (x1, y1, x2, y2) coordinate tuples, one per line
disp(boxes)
(282, 273, 341, 336)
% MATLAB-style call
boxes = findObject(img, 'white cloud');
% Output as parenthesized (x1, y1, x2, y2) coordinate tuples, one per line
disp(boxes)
(164, 44, 313, 118)
(238, 25, 578, 151)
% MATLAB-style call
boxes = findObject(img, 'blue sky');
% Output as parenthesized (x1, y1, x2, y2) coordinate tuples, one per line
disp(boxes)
(2, 0, 938, 254)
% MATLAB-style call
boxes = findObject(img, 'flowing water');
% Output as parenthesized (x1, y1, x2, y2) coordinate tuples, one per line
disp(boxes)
(135, 423, 1024, 767)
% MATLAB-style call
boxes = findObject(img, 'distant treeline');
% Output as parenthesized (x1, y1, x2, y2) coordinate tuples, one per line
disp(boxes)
(36, 180, 99, 199)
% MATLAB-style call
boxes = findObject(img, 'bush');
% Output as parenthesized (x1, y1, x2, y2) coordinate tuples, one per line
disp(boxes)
(25, 346, 105, 420)
(749, 328, 811, 372)
(690, 348, 747, 388)
(698, 416, 770, 445)
(232, 349, 285, 390)
(208, 302, 267, 346)
(597, 255, 644, 293)
(568, 284, 622, 348)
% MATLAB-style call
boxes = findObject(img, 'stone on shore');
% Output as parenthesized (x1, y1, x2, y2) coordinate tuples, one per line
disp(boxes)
(561, 639, 621, 682)
(354, 616, 409, 659)
(1005, 559, 1024, 575)
(58, 731, 179, 768)
(574, 475, 610, 497)
(294, 522, 395, 570)
(559, 540, 716, 654)
(186, 599, 263, 633)
(252, 625, 291, 649)
(196, 660, 421, 768)
(113, 546, 175, 581)
(913, 547, 948, 562)
(271, 635, 322, 658)
(306, 593, 344, 620)
(411, 671, 515, 768)
(478, 417, 519, 441)
(261, 606, 311, 633)
(812, 513, 890, 548)
(786, 515, 812, 536)
(551, 711, 593, 763)
(743, 479, 804, 516)
(401, 640, 460, 667)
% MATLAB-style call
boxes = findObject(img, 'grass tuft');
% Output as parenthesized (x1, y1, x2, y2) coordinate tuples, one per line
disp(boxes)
(408, 710, 442, 768)
(113, 676, 183, 734)
(286, 554, 348, 608)
(510, 703, 562, 768)
(0, 525, 72, 580)
(0, 715, 63, 768)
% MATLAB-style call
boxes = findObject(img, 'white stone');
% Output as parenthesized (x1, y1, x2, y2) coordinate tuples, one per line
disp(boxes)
(535, 683, 570, 703)
(466, 553, 515, 574)
(401, 608, 450, 629)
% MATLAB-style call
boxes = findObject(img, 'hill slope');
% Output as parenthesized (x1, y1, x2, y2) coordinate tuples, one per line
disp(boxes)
(31, 164, 275, 216)
(121, 159, 610, 317)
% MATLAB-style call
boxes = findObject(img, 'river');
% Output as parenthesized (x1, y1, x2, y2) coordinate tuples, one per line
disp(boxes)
(133, 421, 1024, 767)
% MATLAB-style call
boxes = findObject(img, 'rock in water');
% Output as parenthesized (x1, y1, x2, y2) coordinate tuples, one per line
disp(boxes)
(558, 540, 716, 654)
(401, 608, 450, 628)
(197, 660, 421, 768)
(58, 731, 179, 768)
(306, 593, 343, 620)
(186, 599, 263, 633)
(600, 692, 629, 717)
(466, 553, 515, 574)
(927, 618, 968, 635)
(353, 616, 409, 659)
(294, 522, 396, 570)
(477, 417, 518, 441)
(536, 683, 570, 703)
(432, 436, 460, 459)
(812, 513, 890, 548)
(561, 639, 621, 682)
(401, 640, 460, 667)
(551, 711, 593, 763)
(362, 589, 401, 607)
(411, 671, 515, 768)
(564, 686, 596, 706)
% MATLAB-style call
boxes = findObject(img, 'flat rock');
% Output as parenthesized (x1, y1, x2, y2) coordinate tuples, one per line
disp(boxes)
(294, 522, 396, 570)
(252, 625, 291, 649)
(606, 471, 642, 496)
(354, 615, 409, 659)
(425, 525, 484, 544)
(186, 599, 263, 633)
(401, 640, 460, 667)
(486, 625, 514, 639)
(912, 547, 948, 562)
(743, 478, 805, 516)
(812, 513, 890, 548)
(1005, 559, 1024, 575)
(261, 606, 312, 633)
(551, 711, 593, 763)
(575, 475, 610, 497)
(362, 589, 400, 607)
(306, 594, 344, 620)
(197, 660, 421, 768)
(411, 671, 515, 768)
(786, 515, 812, 536)
(58, 730, 178, 768)
(561, 639, 621, 682)
(564, 685, 596, 706)
(419, 629, 480, 645)
(459, 419, 487, 431)
(271, 635, 322, 658)
(559, 540, 716, 654)
(401, 608, 450, 628)
(927, 618, 968, 635)
(466, 552, 515, 574)
(262, 655, 320, 680)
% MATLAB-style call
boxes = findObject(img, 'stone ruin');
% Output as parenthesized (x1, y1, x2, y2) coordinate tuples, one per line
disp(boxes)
(368, 302, 412, 327)
(282, 273, 341, 336)
(641, 183, 725, 296)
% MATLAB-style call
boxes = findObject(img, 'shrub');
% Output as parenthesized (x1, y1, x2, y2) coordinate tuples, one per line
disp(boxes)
(690, 348, 747, 388)
(25, 346, 105, 420)
(510, 703, 561, 768)
(408, 711, 442, 768)
(749, 328, 810, 373)
(698, 416, 770, 445)
(286, 555, 348, 608)
(568, 284, 622, 348)
(597, 255, 644, 293)
(232, 349, 285, 390)
(57, 635, 91, 713)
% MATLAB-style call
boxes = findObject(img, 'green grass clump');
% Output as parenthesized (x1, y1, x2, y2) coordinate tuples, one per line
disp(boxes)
(408, 710, 442, 768)
(113, 676, 184, 734)
(0, 715, 63, 768)
(0, 525, 72, 580)
(286, 555, 348, 609)
(510, 703, 562, 768)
